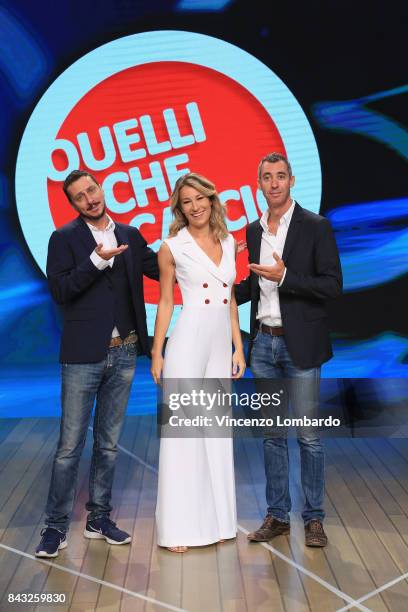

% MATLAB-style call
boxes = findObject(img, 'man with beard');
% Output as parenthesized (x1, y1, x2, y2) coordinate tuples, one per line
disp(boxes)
(35, 170, 159, 558)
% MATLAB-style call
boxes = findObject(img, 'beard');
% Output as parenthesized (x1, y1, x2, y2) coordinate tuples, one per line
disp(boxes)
(77, 201, 107, 221)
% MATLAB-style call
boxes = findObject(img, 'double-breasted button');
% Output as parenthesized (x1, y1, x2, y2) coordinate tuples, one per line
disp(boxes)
(223, 299, 228, 304)
(223, 282, 227, 287)
(205, 299, 210, 304)
(203, 283, 208, 288)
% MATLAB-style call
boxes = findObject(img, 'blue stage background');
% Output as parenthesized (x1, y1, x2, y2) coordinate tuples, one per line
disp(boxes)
(0, 0, 406, 417)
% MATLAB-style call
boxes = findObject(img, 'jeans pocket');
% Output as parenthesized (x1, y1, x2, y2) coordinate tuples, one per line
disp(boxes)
(252, 328, 260, 343)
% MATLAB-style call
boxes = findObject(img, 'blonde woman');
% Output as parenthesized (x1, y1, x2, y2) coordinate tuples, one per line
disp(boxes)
(151, 173, 245, 552)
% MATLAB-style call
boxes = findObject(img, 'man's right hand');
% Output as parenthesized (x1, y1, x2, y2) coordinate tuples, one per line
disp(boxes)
(95, 243, 128, 260)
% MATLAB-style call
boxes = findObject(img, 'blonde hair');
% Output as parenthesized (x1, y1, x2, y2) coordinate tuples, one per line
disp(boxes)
(168, 173, 229, 240)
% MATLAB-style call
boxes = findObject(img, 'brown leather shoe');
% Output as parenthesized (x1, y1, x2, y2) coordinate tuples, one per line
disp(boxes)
(305, 520, 327, 547)
(247, 515, 290, 542)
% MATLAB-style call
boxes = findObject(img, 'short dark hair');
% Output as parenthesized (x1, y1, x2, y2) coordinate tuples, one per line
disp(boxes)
(258, 152, 292, 179)
(63, 170, 99, 203)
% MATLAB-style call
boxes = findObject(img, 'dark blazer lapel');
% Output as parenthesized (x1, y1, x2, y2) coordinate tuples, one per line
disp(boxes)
(114, 223, 134, 280)
(251, 222, 263, 264)
(76, 216, 97, 252)
(282, 202, 304, 262)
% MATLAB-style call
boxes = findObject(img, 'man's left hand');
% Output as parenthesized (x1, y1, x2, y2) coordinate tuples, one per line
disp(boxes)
(249, 252, 286, 282)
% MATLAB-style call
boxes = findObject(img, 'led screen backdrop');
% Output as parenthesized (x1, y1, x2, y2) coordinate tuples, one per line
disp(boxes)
(0, 0, 406, 417)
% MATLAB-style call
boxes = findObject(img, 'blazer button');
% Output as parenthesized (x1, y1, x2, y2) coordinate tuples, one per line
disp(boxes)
(203, 283, 208, 288)
(223, 299, 228, 304)
(205, 299, 210, 304)
(223, 283, 227, 287)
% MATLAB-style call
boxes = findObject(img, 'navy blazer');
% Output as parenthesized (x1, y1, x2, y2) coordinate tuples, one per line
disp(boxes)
(235, 203, 342, 369)
(46, 216, 159, 363)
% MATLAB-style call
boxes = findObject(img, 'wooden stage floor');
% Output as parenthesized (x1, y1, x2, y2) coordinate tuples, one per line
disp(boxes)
(1, 416, 408, 611)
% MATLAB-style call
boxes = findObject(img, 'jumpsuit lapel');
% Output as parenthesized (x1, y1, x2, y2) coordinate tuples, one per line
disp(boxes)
(178, 227, 230, 284)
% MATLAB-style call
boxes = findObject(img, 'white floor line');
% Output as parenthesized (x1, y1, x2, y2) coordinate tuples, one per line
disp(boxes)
(237, 524, 371, 612)
(118, 441, 159, 474)
(336, 568, 408, 612)
(113, 435, 370, 612)
(0, 542, 186, 612)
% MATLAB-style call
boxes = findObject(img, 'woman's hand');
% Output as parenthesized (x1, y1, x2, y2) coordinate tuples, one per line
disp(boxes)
(151, 352, 164, 385)
(236, 240, 247, 254)
(232, 349, 246, 379)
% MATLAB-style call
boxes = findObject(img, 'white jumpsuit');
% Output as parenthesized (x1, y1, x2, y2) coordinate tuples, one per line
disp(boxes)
(155, 226, 237, 547)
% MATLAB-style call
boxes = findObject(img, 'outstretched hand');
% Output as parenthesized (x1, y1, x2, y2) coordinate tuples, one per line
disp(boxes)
(236, 240, 247, 254)
(249, 252, 285, 282)
(95, 243, 128, 261)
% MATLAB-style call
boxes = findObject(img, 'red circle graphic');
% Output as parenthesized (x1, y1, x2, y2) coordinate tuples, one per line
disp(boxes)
(48, 61, 285, 304)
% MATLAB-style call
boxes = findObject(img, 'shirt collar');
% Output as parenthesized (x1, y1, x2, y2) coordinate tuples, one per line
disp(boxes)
(260, 200, 295, 233)
(86, 214, 115, 233)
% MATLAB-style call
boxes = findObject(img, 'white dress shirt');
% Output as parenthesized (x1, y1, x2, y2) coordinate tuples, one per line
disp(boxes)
(256, 200, 295, 327)
(87, 215, 120, 338)
(88, 215, 117, 269)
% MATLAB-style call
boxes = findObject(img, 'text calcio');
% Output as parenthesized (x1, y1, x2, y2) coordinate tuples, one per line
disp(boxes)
(49, 101, 267, 247)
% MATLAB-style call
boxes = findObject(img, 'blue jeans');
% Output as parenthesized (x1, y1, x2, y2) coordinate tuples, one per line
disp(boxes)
(45, 343, 137, 532)
(251, 332, 324, 524)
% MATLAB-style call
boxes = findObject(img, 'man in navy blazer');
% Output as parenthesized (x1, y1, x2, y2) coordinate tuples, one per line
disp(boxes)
(235, 153, 342, 547)
(36, 170, 159, 558)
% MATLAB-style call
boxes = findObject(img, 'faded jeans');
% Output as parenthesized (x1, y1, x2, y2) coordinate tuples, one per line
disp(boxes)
(251, 332, 324, 524)
(45, 343, 137, 532)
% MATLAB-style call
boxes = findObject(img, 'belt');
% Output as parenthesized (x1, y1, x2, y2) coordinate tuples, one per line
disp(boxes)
(109, 332, 138, 348)
(257, 323, 284, 336)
